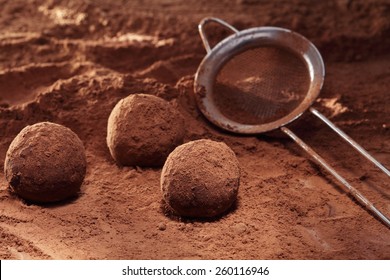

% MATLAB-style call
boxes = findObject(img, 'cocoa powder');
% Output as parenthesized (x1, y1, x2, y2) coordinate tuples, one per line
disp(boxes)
(0, 0, 389, 260)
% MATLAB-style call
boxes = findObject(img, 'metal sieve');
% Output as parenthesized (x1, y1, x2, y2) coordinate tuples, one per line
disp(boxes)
(194, 17, 390, 227)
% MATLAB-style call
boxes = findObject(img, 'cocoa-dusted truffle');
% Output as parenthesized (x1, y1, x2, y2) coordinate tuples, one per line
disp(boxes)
(107, 94, 185, 167)
(4, 122, 87, 203)
(161, 139, 240, 218)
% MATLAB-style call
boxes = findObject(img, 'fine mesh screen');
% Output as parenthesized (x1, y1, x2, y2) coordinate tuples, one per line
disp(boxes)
(213, 46, 311, 125)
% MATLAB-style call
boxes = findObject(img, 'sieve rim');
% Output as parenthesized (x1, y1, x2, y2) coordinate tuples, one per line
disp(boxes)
(194, 26, 325, 134)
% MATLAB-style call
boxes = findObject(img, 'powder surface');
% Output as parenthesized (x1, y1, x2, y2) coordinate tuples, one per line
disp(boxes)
(161, 139, 240, 218)
(4, 122, 87, 203)
(107, 94, 185, 167)
(0, 0, 389, 260)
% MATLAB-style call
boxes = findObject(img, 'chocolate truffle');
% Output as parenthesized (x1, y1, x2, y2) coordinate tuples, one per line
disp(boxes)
(4, 122, 87, 203)
(161, 139, 240, 218)
(107, 94, 185, 167)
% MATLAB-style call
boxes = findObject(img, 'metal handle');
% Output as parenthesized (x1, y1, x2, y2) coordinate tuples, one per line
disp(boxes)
(310, 107, 390, 177)
(281, 126, 390, 228)
(198, 17, 239, 53)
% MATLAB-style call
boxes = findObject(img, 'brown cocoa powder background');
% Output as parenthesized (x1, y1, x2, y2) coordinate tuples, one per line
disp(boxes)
(0, 0, 389, 259)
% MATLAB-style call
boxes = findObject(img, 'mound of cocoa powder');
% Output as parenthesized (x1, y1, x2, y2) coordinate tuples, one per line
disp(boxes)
(4, 122, 87, 203)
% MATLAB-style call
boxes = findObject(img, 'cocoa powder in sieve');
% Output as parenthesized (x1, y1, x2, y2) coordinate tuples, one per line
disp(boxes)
(212, 46, 309, 125)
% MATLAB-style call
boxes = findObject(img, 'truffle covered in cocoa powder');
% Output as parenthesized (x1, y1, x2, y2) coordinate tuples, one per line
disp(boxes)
(4, 122, 87, 203)
(161, 139, 240, 218)
(107, 94, 185, 167)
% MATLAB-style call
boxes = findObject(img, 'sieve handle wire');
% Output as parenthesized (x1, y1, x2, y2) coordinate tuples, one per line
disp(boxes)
(198, 17, 239, 53)
(280, 126, 390, 228)
(310, 107, 390, 178)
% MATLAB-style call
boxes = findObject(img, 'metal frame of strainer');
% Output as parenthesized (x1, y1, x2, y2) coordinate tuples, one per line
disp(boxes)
(194, 17, 390, 228)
